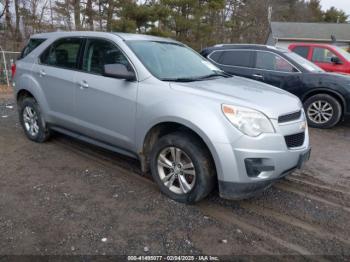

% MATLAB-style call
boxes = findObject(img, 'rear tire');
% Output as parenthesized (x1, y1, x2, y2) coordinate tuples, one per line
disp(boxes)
(19, 97, 51, 143)
(304, 94, 342, 129)
(150, 132, 216, 204)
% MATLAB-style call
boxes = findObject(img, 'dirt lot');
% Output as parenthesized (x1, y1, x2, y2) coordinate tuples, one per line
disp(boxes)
(0, 91, 350, 258)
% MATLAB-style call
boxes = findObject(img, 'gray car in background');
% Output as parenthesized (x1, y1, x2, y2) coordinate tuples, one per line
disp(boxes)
(13, 32, 311, 203)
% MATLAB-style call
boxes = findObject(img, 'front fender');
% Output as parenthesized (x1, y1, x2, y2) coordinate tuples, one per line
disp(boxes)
(135, 99, 244, 181)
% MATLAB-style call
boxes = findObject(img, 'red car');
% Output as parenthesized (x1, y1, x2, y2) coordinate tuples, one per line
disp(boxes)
(289, 43, 350, 74)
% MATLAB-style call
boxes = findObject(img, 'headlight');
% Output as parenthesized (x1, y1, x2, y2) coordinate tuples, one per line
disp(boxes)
(222, 104, 275, 137)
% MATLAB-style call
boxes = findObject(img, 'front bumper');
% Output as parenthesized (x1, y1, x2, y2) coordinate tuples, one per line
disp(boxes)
(213, 118, 311, 200)
(219, 148, 310, 200)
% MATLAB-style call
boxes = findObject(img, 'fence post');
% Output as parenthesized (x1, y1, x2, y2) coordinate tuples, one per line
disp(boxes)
(0, 45, 10, 87)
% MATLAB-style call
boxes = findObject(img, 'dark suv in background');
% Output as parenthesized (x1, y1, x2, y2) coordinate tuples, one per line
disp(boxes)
(201, 44, 350, 128)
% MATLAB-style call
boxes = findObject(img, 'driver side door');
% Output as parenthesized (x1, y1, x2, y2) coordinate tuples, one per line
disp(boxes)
(311, 47, 346, 73)
(74, 38, 138, 151)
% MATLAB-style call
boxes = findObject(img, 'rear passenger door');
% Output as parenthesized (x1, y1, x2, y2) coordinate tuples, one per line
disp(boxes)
(35, 37, 83, 129)
(207, 50, 255, 79)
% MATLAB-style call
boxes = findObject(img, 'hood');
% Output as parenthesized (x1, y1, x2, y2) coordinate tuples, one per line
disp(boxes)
(170, 76, 302, 119)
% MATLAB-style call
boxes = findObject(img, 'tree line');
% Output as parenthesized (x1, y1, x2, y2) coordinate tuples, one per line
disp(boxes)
(0, 0, 349, 51)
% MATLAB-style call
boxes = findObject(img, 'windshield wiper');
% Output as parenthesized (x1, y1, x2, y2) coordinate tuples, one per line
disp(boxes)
(161, 72, 232, 82)
(161, 77, 198, 82)
(197, 72, 232, 80)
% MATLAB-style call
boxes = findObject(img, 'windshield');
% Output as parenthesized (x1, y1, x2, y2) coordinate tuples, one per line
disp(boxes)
(127, 40, 227, 81)
(285, 52, 324, 72)
(332, 46, 350, 61)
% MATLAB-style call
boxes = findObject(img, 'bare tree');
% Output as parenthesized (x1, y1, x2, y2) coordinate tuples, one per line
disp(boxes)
(106, 0, 114, 31)
(54, 0, 73, 30)
(0, 0, 9, 19)
(13, 0, 22, 49)
(86, 0, 94, 30)
(72, 0, 81, 29)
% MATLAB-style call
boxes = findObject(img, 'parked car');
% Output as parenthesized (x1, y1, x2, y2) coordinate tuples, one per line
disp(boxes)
(289, 43, 350, 75)
(14, 32, 310, 203)
(201, 44, 350, 128)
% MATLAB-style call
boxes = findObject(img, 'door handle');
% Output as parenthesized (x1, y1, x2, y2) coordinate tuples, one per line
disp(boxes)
(252, 74, 264, 79)
(79, 80, 89, 89)
(39, 69, 46, 77)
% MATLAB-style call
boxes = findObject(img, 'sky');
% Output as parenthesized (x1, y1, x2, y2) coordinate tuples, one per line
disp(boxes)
(320, 0, 350, 14)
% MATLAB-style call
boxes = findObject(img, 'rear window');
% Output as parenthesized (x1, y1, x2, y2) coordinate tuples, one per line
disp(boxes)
(292, 46, 310, 59)
(20, 38, 46, 59)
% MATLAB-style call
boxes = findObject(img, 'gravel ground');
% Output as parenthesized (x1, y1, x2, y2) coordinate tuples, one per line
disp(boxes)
(0, 94, 349, 259)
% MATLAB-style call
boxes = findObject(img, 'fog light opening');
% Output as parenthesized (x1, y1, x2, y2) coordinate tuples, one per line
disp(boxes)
(245, 158, 275, 178)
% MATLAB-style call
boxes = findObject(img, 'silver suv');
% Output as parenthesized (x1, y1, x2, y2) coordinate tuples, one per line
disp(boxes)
(14, 32, 311, 203)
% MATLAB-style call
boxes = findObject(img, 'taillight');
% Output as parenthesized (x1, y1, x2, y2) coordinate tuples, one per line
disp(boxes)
(11, 63, 16, 79)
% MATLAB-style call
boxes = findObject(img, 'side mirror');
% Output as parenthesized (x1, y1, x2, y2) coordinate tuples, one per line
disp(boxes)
(103, 64, 136, 81)
(331, 56, 342, 65)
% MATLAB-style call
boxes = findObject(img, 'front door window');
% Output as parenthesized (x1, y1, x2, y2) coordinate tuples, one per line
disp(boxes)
(82, 39, 131, 75)
(312, 47, 339, 63)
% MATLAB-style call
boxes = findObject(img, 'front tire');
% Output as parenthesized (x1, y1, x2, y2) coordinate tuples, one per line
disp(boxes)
(304, 94, 342, 129)
(150, 132, 215, 204)
(19, 97, 51, 143)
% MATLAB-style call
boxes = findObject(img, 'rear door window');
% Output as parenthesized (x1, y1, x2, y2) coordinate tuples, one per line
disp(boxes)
(217, 50, 254, 68)
(20, 38, 46, 59)
(40, 38, 83, 70)
(292, 46, 310, 59)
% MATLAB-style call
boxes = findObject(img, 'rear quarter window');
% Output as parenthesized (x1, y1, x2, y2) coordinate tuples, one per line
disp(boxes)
(208, 51, 223, 63)
(20, 38, 46, 59)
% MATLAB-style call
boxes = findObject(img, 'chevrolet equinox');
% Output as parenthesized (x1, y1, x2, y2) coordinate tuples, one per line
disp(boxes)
(14, 32, 311, 203)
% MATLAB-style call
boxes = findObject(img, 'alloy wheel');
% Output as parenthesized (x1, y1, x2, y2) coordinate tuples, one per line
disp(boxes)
(23, 106, 40, 137)
(157, 146, 196, 195)
(307, 100, 334, 124)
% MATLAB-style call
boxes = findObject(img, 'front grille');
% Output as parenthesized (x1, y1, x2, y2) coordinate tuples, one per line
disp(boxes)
(278, 110, 301, 123)
(285, 132, 305, 148)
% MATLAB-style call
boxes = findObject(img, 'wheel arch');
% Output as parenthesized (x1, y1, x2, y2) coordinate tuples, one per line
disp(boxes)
(16, 89, 35, 105)
(139, 121, 219, 179)
(301, 88, 346, 115)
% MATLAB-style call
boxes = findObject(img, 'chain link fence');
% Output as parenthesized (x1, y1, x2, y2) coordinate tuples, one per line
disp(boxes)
(0, 47, 21, 87)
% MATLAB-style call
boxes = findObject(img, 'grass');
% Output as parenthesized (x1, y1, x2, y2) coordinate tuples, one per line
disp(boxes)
(0, 84, 13, 98)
